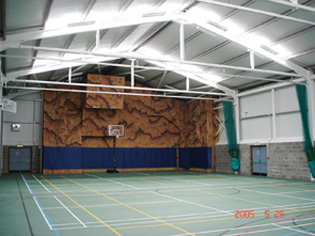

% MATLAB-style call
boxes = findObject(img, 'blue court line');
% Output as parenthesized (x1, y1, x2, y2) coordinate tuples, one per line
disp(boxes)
(21, 175, 60, 236)
(282, 227, 315, 236)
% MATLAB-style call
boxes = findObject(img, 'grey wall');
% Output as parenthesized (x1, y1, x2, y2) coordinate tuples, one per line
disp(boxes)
(3, 92, 43, 146)
(1, 92, 43, 174)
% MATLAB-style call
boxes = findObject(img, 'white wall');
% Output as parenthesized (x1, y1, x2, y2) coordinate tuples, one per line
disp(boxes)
(3, 92, 43, 146)
(218, 84, 305, 144)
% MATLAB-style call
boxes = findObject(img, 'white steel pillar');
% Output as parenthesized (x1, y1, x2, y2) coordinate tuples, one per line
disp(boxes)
(235, 93, 240, 143)
(180, 24, 185, 61)
(307, 72, 315, 142)
(271, 89, 277, 139)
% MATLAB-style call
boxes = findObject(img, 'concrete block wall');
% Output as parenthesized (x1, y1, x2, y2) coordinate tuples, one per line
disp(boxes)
(2, 145, 41, 174)
(268, 142, 311, 181)
(215, 142, 312, 181)
(215, 144, 251, 175)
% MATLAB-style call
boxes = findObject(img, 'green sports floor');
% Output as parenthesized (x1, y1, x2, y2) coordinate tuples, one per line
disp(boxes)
(1, 171, 315, 236)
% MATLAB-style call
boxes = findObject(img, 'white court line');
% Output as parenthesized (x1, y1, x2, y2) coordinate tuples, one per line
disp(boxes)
(153, 191, 234, 216)
(54, 215, 315, 233)
(33, 196, 53, 230)
(21, 175, 55, 232)
(53, 196, 87, 228)
(169, 217, 315, 236)
(85, 173, 139, 189)
(238, 188, 315, 202)
(272, 222, 315, 236)
(43, 200, 177, 210)
(54, 208, 230, 227)
(32, 174, 51, 193)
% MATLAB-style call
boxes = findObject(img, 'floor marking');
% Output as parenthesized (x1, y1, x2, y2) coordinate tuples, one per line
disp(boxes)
(143, 178, 297, 211)
(43, 200, 177, 210)
(41, 176, 122, 236)
(21, 175, 60, 236)
(62, 175, 196, 236)
(238, 187, 315, 202)
(53, 196, 87, 228)
(153, 191, 234, 216)
(32, 174, 51, 193)
(272, 222, 315, 236)
(85, 173, 139, 189)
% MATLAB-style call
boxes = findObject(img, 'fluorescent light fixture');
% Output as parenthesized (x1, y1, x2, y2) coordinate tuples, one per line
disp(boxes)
(119, 4, 153, 19)
(260, 45, 278, 55)
(240, 33, 271, 48)
(68, 20, 95, 28)
(45, 13, 82, 29)
(221, 19, 245, 36)
(207, 20, 228, 32)
(142, 12, 165, 17)
(186, 6, 221, 23)
(270, 45, 292, 58)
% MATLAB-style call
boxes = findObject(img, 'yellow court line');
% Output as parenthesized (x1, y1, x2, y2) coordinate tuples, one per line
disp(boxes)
(143, 179, 298, 211)
(62, 176, 196, 236)
(41, 176, 122, 236)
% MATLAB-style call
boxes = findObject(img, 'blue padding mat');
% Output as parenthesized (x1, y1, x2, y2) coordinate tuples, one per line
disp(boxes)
(116, 148, 177, 168)
(43, 147, 82, 170)
(190, 147, 212, 169)
(179, 148, 190, 168)
(43, 147, 177, 170)
(81, 148, 113, 169)
(43, 147, 212, 170)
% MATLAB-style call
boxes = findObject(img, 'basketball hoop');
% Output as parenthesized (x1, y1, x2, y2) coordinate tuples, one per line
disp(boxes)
(108, 125, 124, 138)
(107, 125, 124, 174)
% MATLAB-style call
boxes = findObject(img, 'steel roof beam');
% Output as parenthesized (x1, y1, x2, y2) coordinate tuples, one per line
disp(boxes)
(0, 14, 179, 52)
(146, 60, 236, 97)
(197, 0, 315, 26)
(183, 14, 310, 79)
(267, 0, 315, 13)
(5, 79, 226, 97)
(9, 45, 300, 77)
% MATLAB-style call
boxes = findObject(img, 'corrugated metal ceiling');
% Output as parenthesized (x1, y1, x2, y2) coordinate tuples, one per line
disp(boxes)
(1, 0, 314, 100)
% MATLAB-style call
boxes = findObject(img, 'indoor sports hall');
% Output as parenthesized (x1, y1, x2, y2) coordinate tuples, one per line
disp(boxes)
(0, 0, 315, 236)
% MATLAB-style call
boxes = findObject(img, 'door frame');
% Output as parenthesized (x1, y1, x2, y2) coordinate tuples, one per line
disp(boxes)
(8, 147, 32, 173)
(250, 145, 267, 176)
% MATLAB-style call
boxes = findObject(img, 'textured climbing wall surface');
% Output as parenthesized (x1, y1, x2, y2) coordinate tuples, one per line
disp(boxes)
(85, 74, 125, 109)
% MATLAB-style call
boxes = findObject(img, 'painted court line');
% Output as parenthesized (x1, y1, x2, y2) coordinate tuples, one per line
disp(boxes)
(85, 173, 139, 189)
(238, 187, 315, 202)
(62, 175, 197, 236)
(153, 191, 234, 216)
(272, 222, 315, 236)
(43, 200, 177, 210)
(32, 174, 51, 193)
(41, 176, 122, 236)
(21, 175, 60, 236)
(53, 196, 87, 228)
(168, 216, 315, 236)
